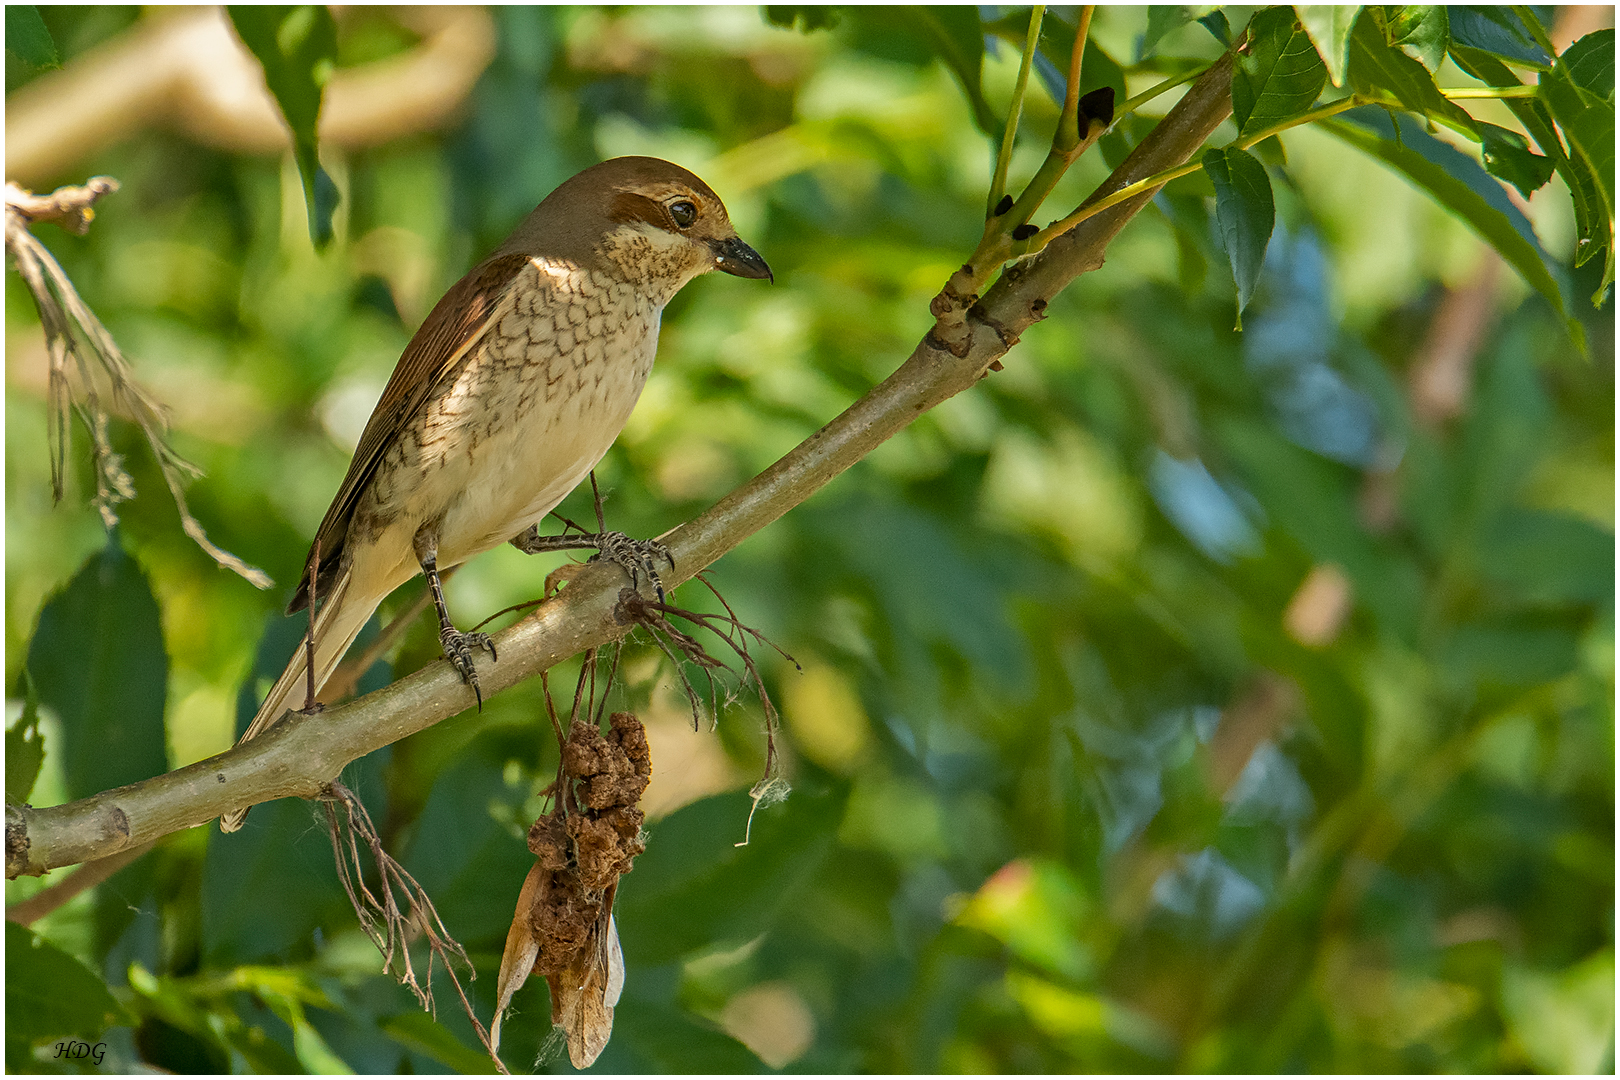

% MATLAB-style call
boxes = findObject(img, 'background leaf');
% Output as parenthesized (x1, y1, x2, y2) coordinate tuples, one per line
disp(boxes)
(6, 673, 46, 805)
(226, 5, 340, 248)
(4, 6, 58, 69)
(26, 535, 168, 802)
(1203, 146, 1276, 327)
(1233, 7, 1329, 137)
(1480, 122, 1557, 198)
(1448, 5, 1551, 69)
(5, 922, 129, 1070)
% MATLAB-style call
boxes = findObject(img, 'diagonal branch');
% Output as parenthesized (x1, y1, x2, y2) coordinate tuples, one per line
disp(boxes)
(5, 53, 1234, 880)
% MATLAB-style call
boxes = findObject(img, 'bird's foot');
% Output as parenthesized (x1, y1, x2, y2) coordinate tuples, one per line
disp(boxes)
(441, 627, 498, 707)
(591, 532, 675, 602)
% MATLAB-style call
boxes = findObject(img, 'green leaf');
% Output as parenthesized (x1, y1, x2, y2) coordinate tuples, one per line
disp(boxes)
(1324, 108, 1584, 351)
(1540, 30, 1616, 301)
(1448, 6, 1549, 69)
(1348, 9, 1479, 138)
(26, 536, 168, 802)
(5, 923, 129, 1071)
(1140, 6, 1198, 62)
(227, 6, 340, 249)
(1232, 7, 1329, 138)
(1480, 122, 1557, 198)
(1383, 5, 1450, 72)
(6, 672, 45, 805)
(380, 1012, 495, 1075)
(4, 6, 58, 69)
(1453, 46, 1610, 270)
(987, 11, 1124, 112)
(918, 5, 995, 136)
(1478, 510, 1615, 606)
(762, 6, 842, 33)
(1295, 5, 1362, 86)
(1198, 9, 1232, 46)
(1202, 147, 1276, 328)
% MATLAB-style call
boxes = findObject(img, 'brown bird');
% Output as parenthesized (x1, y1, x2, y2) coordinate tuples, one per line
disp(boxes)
(220, 156, 770, 832)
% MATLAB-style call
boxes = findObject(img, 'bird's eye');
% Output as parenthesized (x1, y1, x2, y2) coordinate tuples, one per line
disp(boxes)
(669, 200, 697, 227)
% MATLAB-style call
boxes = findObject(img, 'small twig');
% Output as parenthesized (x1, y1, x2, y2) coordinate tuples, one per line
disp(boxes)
(320, 781, 508, 1074)
(5, 841, 155, 925)
(4, 178, 272, 588)
(988, 5, 1046, 217)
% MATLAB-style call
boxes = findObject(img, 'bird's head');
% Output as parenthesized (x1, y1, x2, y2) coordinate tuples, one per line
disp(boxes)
(513, 156, 771, 298)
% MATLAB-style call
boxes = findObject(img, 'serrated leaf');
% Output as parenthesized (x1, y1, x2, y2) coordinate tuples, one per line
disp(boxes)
(26, 537, 168, 802)
(1233, 8, 1329, 138)
(4, 6, 58, 69)
(1295, 5, 1362, 86)
(1540, 30, 1615, 301)
(1453, 46, 1610, 269)
(1202, 146, 1276, 328)
(1325, 107, 1584, 349)
(1449, 6, 1549, 69)
(6, 673, 45, 805)
(1349, 9, 1479, 137)
(1480, 122, 1557, 198)
(1384, 5, 1450, 72)
(227, 6, 340, 248)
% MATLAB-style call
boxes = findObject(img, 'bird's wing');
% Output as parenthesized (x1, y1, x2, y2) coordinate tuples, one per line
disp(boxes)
(290, 251, 535, 612)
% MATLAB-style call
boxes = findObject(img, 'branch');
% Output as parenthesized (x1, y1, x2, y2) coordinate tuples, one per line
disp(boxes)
(5, 54, 1235, 879)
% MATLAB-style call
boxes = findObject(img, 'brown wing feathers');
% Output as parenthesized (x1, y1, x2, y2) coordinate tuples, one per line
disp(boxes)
(287, 252, 533, 614)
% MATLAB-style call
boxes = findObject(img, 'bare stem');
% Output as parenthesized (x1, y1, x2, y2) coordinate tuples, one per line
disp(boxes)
(989, 5, 1045, 217)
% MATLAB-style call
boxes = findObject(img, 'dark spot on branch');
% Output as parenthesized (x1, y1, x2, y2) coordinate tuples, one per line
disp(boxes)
(993, 194, 1014, 216)
(1012, 223, 1039, 241)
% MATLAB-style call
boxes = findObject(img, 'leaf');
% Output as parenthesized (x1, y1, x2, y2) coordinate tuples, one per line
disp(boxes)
(1295, 5, 1362, 86)
(1348, 9, 1479, 138)
(26, 536, 168, 802)
(1478, 510, 1615, 606)
(5, 923, 129, 1071)
(1448, 5, 1550, 69)
(1383, 5, 1450, 72)
(227, 6, 340, 248)
(1140, 6, 1197, 62)
(989, 11, 1124, 111)
(761, 6, 841, 33)
(1232, 7, 1329, 138)
(1480, 122, 1557, 198)
(1202, 146, 1276, 328)
(6, 672, 45, 805)
(4, 5, 58, 68)
(1452, 47, 1610, 270)
(380, 1012, 495, 1075)
(917, 5, 995, 136)
(1198, 9, 1232, 47)
(1324, 107, 1584, 351)
(1539, 30, 1616, 301)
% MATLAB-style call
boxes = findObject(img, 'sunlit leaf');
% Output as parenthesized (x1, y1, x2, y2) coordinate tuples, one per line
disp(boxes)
(1382, 5, 1450, 72)
(1294, 5, 1361, 86)
(1140, 6, 1199, 62)
(5, 673, 45, 805)
(1348, 9, 1479, 138)
(1539, 30, 1616, 301)
(1233, 7, 1329, 137)
(1203, 146, 1275, 328)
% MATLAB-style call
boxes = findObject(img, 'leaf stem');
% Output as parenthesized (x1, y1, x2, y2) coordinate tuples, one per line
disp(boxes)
(1055, 5, 1095, 153)
(1031, 96, 1366, 249)
(1442, 85, 1538, 99)
(989, 5, 1045, 217)
(1117, 66, 1205, 120)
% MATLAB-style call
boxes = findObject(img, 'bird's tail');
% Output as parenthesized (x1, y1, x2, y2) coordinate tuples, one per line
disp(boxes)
(219, 566, 373, 832)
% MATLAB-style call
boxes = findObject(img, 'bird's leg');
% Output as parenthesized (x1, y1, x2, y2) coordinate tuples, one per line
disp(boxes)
(510, 525, 674, 602)
(414, 524, 497, 707)
(510, 472, 675, 600)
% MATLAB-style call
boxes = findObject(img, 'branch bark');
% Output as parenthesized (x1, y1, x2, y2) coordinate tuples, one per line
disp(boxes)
(6, 54, 1234, 880)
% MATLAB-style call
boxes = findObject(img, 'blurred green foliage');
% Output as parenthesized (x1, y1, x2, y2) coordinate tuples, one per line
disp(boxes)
(5, 5, 1613, 1074)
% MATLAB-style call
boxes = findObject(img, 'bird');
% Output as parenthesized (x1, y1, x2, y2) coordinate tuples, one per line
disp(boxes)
(219, 156, 771, 832)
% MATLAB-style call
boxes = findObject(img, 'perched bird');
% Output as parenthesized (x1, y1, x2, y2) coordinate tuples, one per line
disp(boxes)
(220, 156, 770, 832)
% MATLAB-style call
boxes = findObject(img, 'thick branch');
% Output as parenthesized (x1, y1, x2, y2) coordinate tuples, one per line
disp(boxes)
(6, 56, 1234, 879)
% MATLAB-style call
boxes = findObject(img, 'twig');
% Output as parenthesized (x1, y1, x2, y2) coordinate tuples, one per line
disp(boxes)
(5, 841, 155, 925)
(7, 55, 1237, 877)
(4, 178, 272, 588)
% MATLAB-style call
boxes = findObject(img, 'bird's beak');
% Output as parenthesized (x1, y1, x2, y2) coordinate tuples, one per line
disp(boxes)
(710, 235, 772, 281)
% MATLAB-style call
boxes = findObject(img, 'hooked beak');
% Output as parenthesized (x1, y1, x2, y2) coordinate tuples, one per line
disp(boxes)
(710, 235, 772, 282)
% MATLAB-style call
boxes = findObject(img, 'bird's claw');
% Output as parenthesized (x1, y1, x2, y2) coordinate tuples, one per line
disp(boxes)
(591, 532, 675, 602)
(441, 628, 497, 707)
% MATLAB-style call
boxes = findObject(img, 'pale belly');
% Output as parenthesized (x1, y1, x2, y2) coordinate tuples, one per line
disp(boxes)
(346, 285, 660, 602)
